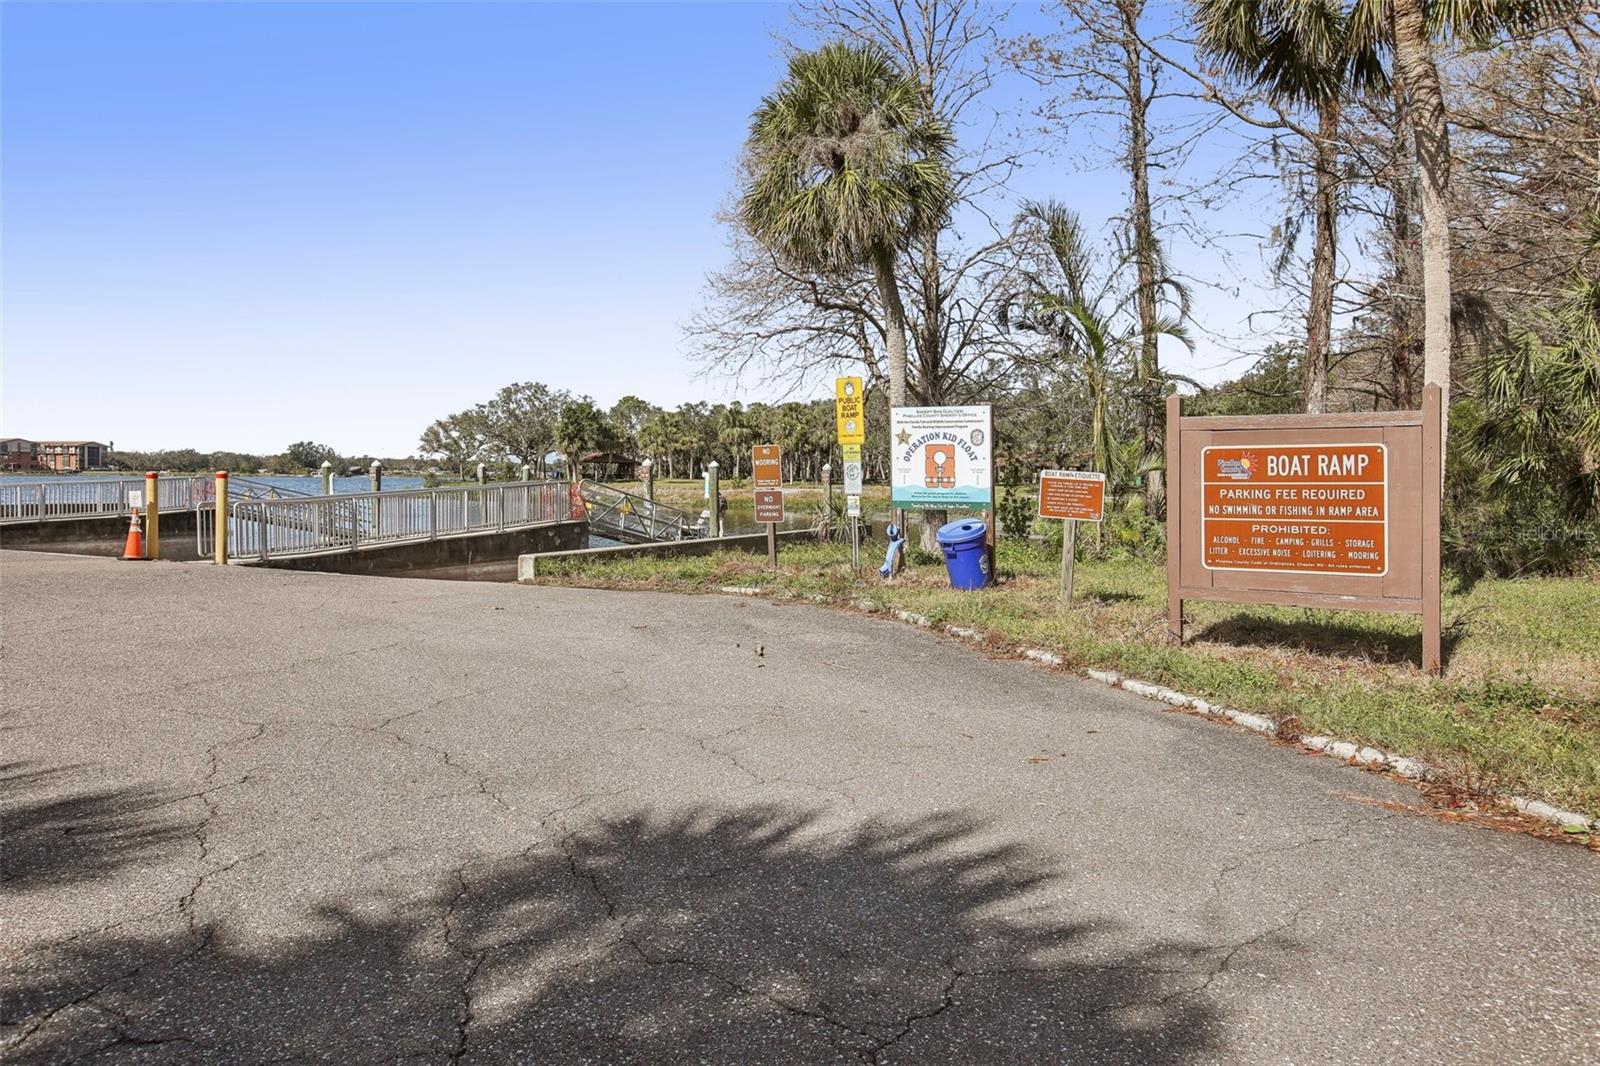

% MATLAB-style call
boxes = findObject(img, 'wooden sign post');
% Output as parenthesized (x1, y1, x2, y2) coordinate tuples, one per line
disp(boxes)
(1038, 470, 1106, 606)
(1166, 386, 1442, 673)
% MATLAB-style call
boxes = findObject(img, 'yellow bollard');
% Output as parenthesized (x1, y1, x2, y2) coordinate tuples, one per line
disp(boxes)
(144, 471, 160, 560)
(214, 471, 229, 564)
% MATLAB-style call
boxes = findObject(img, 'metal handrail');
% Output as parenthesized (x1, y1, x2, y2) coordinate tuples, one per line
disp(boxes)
(0, 475, 211, 523)
(200, 480, 568, 562)
(577, 479, 700, 543)
(227, 476, 316, 500)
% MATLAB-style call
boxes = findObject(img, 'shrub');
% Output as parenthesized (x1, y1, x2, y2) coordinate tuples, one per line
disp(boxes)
(997, 488, 1035, 540)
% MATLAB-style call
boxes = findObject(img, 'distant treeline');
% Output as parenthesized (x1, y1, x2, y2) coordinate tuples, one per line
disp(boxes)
(107, 441, 422, 477)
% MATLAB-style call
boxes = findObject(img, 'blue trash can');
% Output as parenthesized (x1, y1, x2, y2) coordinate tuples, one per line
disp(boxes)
(936, 519, 990, 589)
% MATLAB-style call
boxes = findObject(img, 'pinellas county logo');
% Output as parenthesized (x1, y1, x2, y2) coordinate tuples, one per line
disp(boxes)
(1215, 453, 1258, 480)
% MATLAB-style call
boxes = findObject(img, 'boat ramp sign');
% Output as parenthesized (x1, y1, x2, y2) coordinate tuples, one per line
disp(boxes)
(835, 378, 865, 445)
(1200, 444, 1387, 577)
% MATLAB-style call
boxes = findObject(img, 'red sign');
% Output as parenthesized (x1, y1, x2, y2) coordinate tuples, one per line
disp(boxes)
(753, 489, 784, 524)
(752, 445, 782, 489)
(1037, 469, 1105, 522)
(1200, 444, 1386, 576)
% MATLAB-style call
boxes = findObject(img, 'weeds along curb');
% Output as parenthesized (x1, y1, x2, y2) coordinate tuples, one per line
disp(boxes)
(741, 586, 1599, 836)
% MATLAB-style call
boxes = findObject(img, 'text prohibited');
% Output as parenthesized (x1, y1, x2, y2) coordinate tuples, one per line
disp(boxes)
(1201, 444, 1386, 576)
(754, 490, 785, 524)
(1037, 470, 1105, 523)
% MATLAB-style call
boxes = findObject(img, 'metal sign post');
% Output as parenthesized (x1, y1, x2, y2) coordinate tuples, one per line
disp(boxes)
(846, 493, 862, 573)
(1038, 469, 1107, 608)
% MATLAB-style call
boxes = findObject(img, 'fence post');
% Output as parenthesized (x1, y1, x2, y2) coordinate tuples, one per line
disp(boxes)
(370, 461, 382, 539)
(214, 471, 229, 565)
(144, 471, 160, 560)
(321, 460, 334, 495)
(707, 461, 721, 538)
(35, 483, 45, 520)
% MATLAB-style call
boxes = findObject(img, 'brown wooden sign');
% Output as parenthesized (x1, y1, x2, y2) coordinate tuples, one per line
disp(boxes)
(753, 489, 784, 524)
(1167, 386, 1442, 673)
(752, 445, 782, 489)
(1038, 469, 1106, 522)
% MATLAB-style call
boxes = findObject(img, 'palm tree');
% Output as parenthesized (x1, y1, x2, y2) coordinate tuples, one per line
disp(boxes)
(1349, 0, 1572, 444)
(739, 42, 953, 418)
(717, 403, 756, 482)
(1195, 1, 1385, 414)
(1004, 201, 1195, 517)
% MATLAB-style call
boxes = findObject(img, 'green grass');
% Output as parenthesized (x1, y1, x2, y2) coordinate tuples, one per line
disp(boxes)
(531, 539, 1600, 821)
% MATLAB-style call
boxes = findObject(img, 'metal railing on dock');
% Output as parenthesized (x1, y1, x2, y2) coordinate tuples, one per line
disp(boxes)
(0, 476, 210, 523)
(197, 480, 568, 562)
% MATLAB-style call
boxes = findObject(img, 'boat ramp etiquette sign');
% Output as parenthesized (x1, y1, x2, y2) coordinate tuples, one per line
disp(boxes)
(889, 405, 992, 510)
(1200, 444, 1387, 576)
(1037, 470, 1105, 523)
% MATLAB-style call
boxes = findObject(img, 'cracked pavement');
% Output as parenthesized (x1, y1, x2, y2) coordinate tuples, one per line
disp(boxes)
(2, 550, 1596, 1064)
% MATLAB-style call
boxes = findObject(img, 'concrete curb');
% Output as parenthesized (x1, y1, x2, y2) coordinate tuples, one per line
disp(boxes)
(726, 586, 1596, 835)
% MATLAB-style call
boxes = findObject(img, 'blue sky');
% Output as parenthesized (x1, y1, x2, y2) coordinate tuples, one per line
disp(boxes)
(3, 1, 1284, 456)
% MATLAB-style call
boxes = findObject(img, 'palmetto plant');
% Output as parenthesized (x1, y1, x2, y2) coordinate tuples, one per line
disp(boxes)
(1468, 215, 1600, 520)
(1003, 200, 1194, 490)
(739, 42, 953, 415)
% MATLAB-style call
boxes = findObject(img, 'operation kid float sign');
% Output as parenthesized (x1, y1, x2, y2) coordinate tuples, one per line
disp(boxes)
(1201, 443, 1386, 576)
(1167, 387, 1443, 674)
(889, 405, 993, 510)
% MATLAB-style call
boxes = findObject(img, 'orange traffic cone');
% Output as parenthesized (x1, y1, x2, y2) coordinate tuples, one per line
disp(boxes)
(121, 508, 146, 560)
